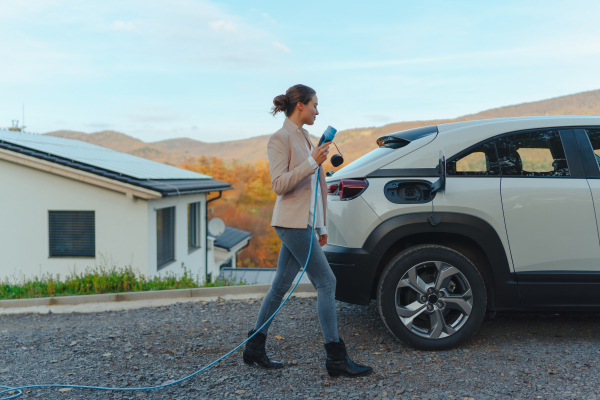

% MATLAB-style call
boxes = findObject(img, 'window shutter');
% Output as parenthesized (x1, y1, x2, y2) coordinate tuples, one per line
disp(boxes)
(157, 207, 175, 269)
(49, 211, 95, 257)
(188, 202, 201, 250)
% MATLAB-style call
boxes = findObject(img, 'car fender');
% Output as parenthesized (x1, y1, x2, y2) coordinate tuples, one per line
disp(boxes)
(326, 212, 521, 309)
(365, 212, 520, 309)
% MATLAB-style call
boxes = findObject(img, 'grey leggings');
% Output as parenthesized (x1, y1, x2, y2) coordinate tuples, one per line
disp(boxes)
(253, 225, 339, 343)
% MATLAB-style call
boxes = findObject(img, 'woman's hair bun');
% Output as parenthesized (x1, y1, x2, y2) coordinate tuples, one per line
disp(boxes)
(271, 85, 316, 117)
(271, 94, 288, 115)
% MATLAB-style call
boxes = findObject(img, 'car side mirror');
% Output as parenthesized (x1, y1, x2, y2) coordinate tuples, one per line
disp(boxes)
(431, 150, 446, 195)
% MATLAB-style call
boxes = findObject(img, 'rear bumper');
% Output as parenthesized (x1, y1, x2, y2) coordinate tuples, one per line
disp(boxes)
(323, 244, 381, 305)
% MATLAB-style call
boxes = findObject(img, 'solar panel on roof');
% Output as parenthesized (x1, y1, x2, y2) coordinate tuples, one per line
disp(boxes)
(0, 130, 211, 180)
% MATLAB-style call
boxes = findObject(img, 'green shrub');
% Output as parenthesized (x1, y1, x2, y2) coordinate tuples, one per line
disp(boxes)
(0, 265, 248, 300)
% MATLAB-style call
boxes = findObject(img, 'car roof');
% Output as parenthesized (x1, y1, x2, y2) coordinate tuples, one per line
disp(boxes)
(436, 115, 600, 135)
(371, 116, 600, 174)
(330, 116, 600, 180)
(432, 115, 600, 159)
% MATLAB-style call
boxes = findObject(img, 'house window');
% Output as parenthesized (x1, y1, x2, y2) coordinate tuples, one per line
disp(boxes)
(188, 202, 201, 252)
(49, 211, 95, 257)
(157, 206, 175, 269)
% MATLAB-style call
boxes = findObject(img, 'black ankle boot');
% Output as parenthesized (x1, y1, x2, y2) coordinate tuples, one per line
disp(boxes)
(324, 337, 373, 378)
(242, 329, 284, 369)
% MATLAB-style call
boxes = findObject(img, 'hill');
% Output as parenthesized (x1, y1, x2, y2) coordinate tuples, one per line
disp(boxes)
(152, 135, 273, 165)
(322, 89, 600, 169)
(45, 89, 600, 168)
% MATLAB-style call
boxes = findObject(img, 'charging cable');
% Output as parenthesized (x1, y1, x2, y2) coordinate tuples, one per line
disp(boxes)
(0, 166, 323, 400)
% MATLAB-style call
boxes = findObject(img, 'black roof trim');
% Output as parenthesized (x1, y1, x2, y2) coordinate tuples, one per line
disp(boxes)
(143, 179, 232, 196)
(0, 139, 232, 196)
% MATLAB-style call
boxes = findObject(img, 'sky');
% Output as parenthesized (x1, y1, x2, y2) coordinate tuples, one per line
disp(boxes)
(1, 0, 600, 143)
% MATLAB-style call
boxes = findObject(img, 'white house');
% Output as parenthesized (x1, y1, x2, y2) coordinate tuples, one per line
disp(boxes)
(0, 130, 251, 283)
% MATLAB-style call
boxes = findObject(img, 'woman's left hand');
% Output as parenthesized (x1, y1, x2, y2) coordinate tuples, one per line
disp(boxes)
(318, 234, 327, 247)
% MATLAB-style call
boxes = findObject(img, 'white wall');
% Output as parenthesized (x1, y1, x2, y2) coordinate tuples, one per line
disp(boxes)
(207, 236, 217, 280)
(213, 239, 249, 271)
(0, 159, 149, 282)
(147, 194, 207, 282)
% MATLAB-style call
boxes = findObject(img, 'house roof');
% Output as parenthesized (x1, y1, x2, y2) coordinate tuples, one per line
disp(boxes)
(0, 130, 207, 179)
(0, 130, 233, 197)
(218, 268, 311, 285)
(213, 226, 252, 250)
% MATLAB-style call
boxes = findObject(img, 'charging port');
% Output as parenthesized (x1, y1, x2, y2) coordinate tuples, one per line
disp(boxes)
(384, 180, 436, 204)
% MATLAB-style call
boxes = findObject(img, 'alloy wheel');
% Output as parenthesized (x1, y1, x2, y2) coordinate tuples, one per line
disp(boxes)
(395, 261, 473, 339)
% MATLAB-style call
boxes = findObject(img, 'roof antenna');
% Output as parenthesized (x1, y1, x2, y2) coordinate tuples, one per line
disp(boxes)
(9, 120, 21, 132)
(8, 105, 26, 134)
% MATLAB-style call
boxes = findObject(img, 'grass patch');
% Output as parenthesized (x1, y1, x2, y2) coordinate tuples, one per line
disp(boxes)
(0, 265, 248, 300)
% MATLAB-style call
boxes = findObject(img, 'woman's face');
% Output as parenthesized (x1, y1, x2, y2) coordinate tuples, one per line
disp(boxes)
(299, 95, 319, 126)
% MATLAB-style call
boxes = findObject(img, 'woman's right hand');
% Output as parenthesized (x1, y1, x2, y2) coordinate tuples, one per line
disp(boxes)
(312, 142, 332, 165)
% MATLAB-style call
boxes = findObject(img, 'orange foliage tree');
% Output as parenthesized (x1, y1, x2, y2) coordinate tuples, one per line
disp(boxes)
(178, 157, 281, 268)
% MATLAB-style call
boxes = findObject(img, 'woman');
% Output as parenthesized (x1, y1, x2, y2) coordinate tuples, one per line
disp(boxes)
(243, 84, 373, 378)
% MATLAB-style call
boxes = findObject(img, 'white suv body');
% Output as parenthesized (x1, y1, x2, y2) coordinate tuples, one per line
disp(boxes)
(324, 116, 600, 350)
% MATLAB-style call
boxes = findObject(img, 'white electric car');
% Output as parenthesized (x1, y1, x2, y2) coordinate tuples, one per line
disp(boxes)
(323, 116, 600, 350)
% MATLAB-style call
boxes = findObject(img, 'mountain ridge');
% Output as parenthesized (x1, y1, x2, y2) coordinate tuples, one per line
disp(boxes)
(45, 89, 600, 166)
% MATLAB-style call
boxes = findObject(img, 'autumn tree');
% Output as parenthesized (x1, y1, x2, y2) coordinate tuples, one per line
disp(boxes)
(178, 156, 280, 268)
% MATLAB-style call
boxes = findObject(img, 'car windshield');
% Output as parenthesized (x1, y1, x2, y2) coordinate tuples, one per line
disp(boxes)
(336, 148, 394, 174)
(333, 125, 439, 176)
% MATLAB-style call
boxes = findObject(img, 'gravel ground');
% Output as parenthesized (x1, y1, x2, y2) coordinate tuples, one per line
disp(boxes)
(1, 297, 600, 400)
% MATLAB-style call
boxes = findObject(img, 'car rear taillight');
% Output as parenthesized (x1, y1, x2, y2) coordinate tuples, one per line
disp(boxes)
(338, 179, 368, 200)
(327, 184, 339, 194)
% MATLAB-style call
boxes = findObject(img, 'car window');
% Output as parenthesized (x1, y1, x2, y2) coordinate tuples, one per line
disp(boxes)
(457, 152, 486, 172)
(495, 130, 569, 177)
(336, 147, 393, 174)
(584, 129, 600, 167)
(447, 141, 499, 176)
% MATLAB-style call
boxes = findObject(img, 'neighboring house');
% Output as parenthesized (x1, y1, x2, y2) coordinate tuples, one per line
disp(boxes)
(210, 226, 252, 272)
(0, 130, 250, 283)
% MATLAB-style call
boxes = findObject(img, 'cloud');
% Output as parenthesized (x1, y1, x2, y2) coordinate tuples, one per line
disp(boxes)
(0, 0, 55, 18)
(85, 122, 113, 129)
(0, 36, 104, 84)
(209, 20, 236, 32)
(366, 114, 393, 122)
(262, 13, 276, 24)
(112, 21, 135, 31)
(125, 106, 191, 123)
(312, 36, 600, 73)
(0, 0, 290, 78)
(272, 42, 290, 53)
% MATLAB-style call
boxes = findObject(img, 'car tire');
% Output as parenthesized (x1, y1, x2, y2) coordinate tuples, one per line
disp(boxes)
(377, 245, 486, 351)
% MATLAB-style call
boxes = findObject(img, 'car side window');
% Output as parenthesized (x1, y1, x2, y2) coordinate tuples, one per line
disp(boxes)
(447, 141, 499, 176)
(584, 128, 600, 167)
(495, 130, 569, 177)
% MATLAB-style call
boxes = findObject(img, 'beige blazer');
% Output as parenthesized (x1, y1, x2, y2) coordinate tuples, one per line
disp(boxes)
(268, 118, 327, 229)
